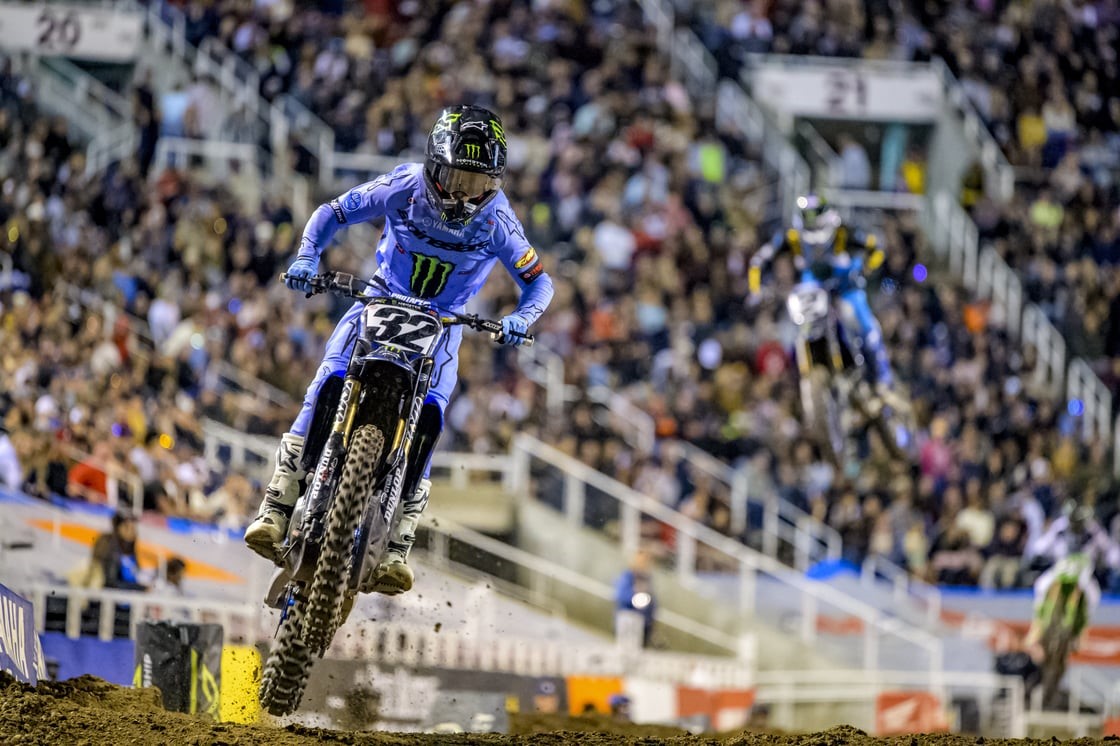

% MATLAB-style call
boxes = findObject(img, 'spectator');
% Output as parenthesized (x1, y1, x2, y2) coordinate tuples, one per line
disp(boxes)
(929, 527, 984, 586)
(615, 549, 656, 649)
(835, 134, 872, 190)
(67, 442, 115, 504)
(91, 511, 147, 592)
(0, 423, 22, 491)
(980, 519, 1026, 590)
(153, 557, 188, 597)
(956, 485, 996, 549)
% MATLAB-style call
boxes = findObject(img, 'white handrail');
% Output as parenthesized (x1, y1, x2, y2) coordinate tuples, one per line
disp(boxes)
(860, 556, 942, 628)
(926, 191, 1114, 465)
(332, 618, 751, 688)
(421, 515, 748, 656)
(510, 433, 943, 672)
(587, 385, 656, 453)
(752, 668, 1026, 737)
(150, 137, 266, 179)
(20, 582, 263, 643)
(1068, 359, 1112, 444)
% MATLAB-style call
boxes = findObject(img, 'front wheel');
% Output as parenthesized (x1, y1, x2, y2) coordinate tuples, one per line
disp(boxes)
(803, 366, 846, 465)
(303, 424, 384, 653)
(258, 425, 384, 717)
(1039, 593, 1077, 709)
(259, 590, 312, 716)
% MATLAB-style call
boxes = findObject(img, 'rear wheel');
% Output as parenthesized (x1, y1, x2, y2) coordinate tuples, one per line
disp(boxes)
(303, 424, 384, 654)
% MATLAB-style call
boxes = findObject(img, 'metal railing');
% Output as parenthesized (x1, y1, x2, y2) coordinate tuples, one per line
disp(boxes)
(194, 420, 940, 669)
(138, 1, 304, 180)
(20, 582, 263, 643)
(331, 616, 751, 688)
(15, 54, 138, 176)
(509, 434, 944, 672)
(420, 515, 750, 658)
(924, 191, 1117, 471)
(636, 0, 809, 220)
(931, 57, 1015, 201)
(150, 137, 265, 181)
(752, 668, 1026, 737)
(860, 556, 942, 628)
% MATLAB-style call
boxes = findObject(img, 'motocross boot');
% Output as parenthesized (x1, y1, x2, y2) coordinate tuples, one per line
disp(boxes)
(370, 478, 431, 595)
(244, 433, 305, 562)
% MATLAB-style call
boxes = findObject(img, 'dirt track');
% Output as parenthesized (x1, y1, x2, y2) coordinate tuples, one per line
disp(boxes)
(0, 673, 1100, 745)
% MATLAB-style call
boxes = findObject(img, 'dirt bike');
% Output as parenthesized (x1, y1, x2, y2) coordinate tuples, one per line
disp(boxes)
(786, 281, 914, 466)
(1037, 554, 1092, 709)
(258, 271, 533, 717)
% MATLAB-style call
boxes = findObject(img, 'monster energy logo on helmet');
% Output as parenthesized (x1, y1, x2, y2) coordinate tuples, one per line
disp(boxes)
(409, 252, 454, 298)
(424, 105, 508, 226)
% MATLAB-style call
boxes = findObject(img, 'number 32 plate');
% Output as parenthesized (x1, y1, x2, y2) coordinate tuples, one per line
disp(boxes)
(363, 302, 442, 355)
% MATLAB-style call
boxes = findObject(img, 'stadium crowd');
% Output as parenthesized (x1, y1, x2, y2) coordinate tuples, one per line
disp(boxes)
(692, 0, 1120, 364)
(2, 0, 1119, 594)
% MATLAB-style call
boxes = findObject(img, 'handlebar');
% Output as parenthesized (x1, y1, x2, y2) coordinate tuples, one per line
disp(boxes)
(280, 272, 534, 347)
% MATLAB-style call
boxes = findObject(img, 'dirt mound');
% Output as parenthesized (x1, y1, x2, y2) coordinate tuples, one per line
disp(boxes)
(0, 673, 1073, 745)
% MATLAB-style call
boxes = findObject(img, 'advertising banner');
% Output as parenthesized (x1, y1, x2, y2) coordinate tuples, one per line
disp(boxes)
(0, 582, 47, 684)
(134, 622, 222, 719)
(751, 63, 943, 122)
(875, 691, 949, 735)
(0, 3, 142, 62)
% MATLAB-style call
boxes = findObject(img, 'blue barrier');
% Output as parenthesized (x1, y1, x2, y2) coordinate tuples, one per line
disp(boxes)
(38, 633, 135, 686)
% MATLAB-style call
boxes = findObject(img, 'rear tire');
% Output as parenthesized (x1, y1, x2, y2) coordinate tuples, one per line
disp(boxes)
(303, 424, 384, 654)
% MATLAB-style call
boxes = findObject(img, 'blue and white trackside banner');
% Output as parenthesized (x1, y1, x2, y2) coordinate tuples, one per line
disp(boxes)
(0, 583, 47, 684)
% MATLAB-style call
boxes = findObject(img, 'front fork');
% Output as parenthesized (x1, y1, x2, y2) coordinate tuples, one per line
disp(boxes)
(350, 387, 427, 593)
(284, 377, 364, 583)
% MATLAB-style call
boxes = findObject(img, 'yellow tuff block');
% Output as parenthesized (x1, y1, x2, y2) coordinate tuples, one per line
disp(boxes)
(219, 645, 261, 723)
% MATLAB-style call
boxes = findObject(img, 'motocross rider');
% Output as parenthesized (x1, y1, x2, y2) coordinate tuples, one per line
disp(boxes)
(1024, 503, 1120, 651)
(748, 195, 895, 402)
(244, 106, 554, 595)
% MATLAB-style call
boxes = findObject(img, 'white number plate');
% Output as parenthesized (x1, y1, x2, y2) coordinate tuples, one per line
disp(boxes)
(787, 284, 830, 324)
(363, 302, 442, 355)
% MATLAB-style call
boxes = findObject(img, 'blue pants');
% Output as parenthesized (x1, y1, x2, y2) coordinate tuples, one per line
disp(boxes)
(835, 288, 893, 386)
(290, 301, 463, 476)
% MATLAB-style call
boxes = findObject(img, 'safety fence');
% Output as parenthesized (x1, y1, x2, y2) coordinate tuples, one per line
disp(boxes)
(193, 420, 942, 671)
(507, 434, 944, 673)
(330, 618, 751, 689)
(752, 668, 1026, 737)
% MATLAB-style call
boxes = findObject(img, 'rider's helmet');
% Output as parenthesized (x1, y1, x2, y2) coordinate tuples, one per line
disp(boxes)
(424, 105, 507, 226)
(794, 194, 843, 253)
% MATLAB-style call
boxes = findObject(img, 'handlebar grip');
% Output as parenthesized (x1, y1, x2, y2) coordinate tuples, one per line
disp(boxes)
(471, 317, 535, 347)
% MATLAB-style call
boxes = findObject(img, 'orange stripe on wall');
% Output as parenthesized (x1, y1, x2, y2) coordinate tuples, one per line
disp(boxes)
(565, 676, 623, 715)
(28, 519, 243, 584)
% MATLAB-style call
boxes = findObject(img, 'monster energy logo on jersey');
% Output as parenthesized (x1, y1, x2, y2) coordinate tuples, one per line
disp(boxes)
(463, 143, 480, 159)
(409, 253, 454, 298)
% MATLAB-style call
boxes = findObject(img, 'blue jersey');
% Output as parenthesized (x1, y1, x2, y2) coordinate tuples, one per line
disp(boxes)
(297, 163, 550, 320)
